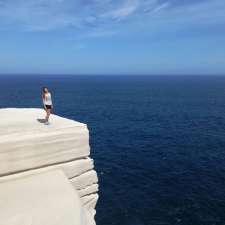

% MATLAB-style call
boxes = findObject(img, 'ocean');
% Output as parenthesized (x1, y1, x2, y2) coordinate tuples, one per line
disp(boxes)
(1, 75, 225, 225)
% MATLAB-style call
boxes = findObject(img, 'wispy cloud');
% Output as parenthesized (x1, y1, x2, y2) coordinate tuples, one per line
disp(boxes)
(154, 0, 225, 26)
(100, 0, 140, 20)
(0, 0, 224, 33)
(151, 2, 170, 13)
(0, 0, 141, 31)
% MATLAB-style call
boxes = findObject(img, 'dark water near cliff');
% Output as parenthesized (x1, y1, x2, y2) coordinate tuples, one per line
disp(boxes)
(1, 75, 225, 225)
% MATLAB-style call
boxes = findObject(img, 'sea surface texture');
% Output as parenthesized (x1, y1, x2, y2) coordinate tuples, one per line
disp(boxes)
(0, 75, 225, 225)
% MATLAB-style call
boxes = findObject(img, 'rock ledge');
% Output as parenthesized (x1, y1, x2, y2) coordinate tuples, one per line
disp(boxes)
(0, 108, 98, 225)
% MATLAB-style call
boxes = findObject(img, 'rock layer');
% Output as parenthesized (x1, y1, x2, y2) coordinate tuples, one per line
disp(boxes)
(0, 170, 83, 225)
(0, 108, 98, 225)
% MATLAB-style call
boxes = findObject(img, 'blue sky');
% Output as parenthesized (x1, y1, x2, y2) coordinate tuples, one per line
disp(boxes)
(0, 0, 225, 75)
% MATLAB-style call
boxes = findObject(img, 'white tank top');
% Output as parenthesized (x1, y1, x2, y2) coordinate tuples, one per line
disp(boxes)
(43, 93, 52, 106)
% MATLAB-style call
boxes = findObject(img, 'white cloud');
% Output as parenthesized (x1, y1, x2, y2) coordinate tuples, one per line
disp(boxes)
(151, 2, 170, 13)
(101, 0, 140, 20)
(153, 0, 225, 26)
(0, 0, 224, 32)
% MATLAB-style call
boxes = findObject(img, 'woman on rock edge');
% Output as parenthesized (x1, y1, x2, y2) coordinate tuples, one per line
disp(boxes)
(42, 87, 53, 125)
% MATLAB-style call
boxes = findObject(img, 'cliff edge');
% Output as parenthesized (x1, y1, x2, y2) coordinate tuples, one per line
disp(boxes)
(0, 108, 98, 225)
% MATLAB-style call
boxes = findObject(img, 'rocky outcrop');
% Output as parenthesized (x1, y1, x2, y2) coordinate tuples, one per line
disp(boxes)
(0, 108, 98, 225)
(0, 170, 84, 225)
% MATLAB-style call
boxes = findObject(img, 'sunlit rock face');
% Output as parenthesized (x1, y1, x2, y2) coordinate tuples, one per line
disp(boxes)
(0, 108, 98, 225)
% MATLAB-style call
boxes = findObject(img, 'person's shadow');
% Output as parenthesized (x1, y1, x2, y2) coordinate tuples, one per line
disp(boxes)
(37, 118, 46, 123)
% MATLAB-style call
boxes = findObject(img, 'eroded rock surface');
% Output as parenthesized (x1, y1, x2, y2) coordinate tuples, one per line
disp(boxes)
(0, 108, 98, 225)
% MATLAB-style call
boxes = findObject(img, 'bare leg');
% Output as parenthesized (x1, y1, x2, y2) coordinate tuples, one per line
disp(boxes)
(44, 108, 48, 121)
(46, 109, 51, 122)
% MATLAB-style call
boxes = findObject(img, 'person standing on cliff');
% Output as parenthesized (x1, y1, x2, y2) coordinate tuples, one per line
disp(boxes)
(42, 87, 53, 125)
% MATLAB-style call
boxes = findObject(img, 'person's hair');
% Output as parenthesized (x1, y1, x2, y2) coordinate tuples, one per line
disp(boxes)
(42, 87, 48, 94)
(42, 87, 49, 98)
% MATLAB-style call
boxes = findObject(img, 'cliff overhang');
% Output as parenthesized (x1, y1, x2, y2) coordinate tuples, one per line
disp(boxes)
(0, 108, 98, 225)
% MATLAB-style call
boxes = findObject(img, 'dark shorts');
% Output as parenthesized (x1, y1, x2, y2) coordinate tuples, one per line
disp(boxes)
(45, 105, 52, 110)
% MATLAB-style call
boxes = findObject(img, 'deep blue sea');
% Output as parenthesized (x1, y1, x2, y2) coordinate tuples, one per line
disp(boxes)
(1, 75, 225, 225)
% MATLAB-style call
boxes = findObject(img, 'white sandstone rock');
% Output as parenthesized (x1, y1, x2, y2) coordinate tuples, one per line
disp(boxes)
(0, 170, 83, 225)
(0, 108, 98, 225)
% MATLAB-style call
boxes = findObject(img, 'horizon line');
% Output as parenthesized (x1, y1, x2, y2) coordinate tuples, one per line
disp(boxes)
(0, 73, 225, 76)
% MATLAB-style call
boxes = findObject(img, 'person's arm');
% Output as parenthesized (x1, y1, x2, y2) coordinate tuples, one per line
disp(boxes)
(50, 99, 54, 109)
(42, 94, 46, 109)
(50, 93, 53, 109)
